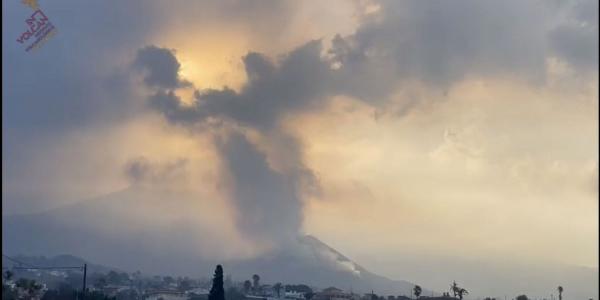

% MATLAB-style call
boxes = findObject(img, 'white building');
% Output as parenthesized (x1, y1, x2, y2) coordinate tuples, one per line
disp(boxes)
(285, 290, 307, 300)
(145, 290, 188, 300)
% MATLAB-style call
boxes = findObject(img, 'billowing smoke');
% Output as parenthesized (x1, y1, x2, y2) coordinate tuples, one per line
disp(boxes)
(217, 132, 302, 247)
(133, 44, 326, 249)
(131, 0, 598, 251)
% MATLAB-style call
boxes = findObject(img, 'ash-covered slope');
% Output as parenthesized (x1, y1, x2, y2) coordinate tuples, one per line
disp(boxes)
(228, 235, 418, 295)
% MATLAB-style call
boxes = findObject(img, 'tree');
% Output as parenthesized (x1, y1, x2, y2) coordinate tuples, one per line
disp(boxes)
(451, 281, 458, 298)
(413, 285, 422, 299)
(3, 270, 13, 281)
(163, 276, 175, 285)
(94, 276, 108, 289)
(456, 288, 468, 300)
(252, 274, 260, 292)
(244, 280, 252, 294)
(515, 295, 529, 300)
(2, 282, 17, 300)
(285, 284, 312, 294)
(274, 282, 283, 298)
(557, 286, 563, 300)
(178, 278, 192, 291)
(209, 265, 225, 300)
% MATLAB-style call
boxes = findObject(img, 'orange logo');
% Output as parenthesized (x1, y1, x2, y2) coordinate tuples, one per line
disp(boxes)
(21, 0, 39, 10)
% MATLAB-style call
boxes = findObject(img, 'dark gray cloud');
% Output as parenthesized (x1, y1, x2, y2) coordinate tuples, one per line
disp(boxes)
(140, 42, 332, 129)
(2, 0, 160, 136)
(549, 0, 599, 70)
(143, 1, 597, 129)
(135, 45, 324, 245)
(134, 46, 191, 89)
(331, 0, 553, 91)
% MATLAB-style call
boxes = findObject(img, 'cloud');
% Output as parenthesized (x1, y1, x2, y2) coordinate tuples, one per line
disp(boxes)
(146, 0, 597, 126)
(135, 45, 325, 248)
(134, 0, 599, 249)
(124, 156, 188, 185)
(134, 46, 191, 89)
(331, 0, 555, 91)
(549, 0, 599, 70)
(145, 41, 332, 129)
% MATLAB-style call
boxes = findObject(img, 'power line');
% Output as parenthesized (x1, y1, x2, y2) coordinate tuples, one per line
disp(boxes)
(3, 254, 88, 299)
(11, 267, 84, 270)
(2, 254, 38, 268)
(2, 254, 83, 270)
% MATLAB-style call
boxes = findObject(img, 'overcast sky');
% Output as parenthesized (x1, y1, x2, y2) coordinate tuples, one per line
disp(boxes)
(3, 0, 598, 283)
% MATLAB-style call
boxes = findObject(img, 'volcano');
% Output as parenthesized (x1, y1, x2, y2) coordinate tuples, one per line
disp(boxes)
(2, 187, 419, 296)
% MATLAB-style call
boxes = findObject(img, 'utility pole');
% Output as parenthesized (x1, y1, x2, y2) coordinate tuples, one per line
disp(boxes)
(81, 263, 87, 300)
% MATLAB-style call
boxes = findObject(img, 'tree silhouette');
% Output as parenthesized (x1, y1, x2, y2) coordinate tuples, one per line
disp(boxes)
(305, 292, 315, 300)
(15, 278, 43, 299)
(516, 295, 529, 300)
(413, 285, 422, 299)
(557, 286, 563, 300)
(252, 274, 260, 292)
(3, 270, 13, 281)
(457, 288, 468, 300)
(274, 282, 283, 298)
(209, 265, 225, 300)
(244, 280, 252, 294)
(450, 281, 459, 298)
(94, 277, 108, 289)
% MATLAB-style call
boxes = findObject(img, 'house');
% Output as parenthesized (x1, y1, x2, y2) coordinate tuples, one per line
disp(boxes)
(102, 284, 130, 297)
(314, 287, 359, 300)
(145, 289, 188, 300)
(285, 290, 306, 300)
(187, 287, 210, 300)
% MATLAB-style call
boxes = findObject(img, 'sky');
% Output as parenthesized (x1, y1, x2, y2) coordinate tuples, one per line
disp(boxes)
(2, 0, 598, 289)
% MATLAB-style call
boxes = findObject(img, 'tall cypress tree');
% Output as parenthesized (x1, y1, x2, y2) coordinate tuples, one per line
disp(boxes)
(209, 265, 225, 300)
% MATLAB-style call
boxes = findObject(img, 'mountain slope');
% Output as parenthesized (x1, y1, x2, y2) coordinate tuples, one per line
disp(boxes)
(227, 235, 419, 295)
(2, 188, 419, 296)
(4, 188, 597, 299)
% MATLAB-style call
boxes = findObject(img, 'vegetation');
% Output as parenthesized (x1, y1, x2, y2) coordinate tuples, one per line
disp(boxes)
(273, 282, 283, 298)
(450, 281, 468, 300)
(243, 280, 252, 294)
(557, 286, 563, 300)
(252, 274, 260, 292)
(1, 262, 564, 300)
(413, 285, 421, 298)
(209, 265, 225, 300)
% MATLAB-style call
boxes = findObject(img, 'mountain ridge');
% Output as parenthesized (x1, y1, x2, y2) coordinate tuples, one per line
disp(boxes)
(2, 187, 420, 296)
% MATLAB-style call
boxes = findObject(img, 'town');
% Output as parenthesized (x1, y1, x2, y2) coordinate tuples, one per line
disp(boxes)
(1, 263, 565, 300)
